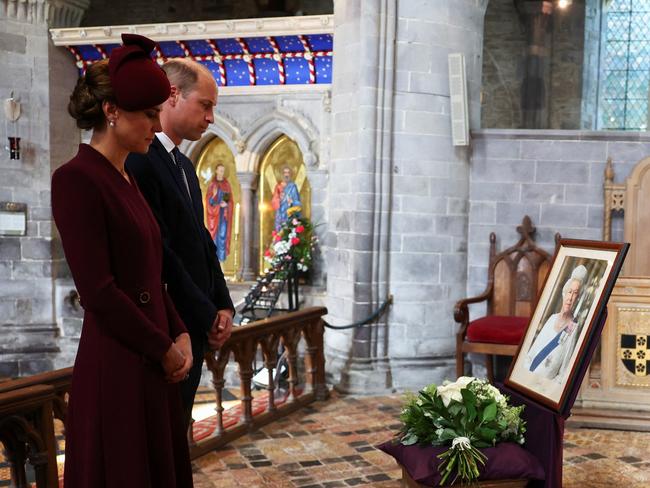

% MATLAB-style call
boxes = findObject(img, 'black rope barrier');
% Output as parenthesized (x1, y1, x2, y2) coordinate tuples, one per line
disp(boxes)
(324, 295, 393, 330)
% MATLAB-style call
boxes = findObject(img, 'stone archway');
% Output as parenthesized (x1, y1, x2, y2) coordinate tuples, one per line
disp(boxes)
(241, 108, 320, 174)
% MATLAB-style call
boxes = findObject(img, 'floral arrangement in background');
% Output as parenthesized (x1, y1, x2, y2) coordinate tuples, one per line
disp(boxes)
(398, 377, 526, 486)
(264, 207, 316, 276)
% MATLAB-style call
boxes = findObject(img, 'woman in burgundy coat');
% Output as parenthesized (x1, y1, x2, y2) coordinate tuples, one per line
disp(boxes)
(52, 34, 194, 487)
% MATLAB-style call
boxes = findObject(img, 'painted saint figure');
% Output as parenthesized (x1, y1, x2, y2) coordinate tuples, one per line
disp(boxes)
(271, 166, 301, 231)
(206, 164, 233, 262)
(524, 264, 588, 381)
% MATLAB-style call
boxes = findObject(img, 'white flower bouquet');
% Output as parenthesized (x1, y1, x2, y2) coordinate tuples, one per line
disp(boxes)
(398, 377, 526, 486)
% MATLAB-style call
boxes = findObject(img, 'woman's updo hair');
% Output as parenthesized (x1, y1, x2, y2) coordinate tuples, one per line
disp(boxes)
(68, 60, 115, 130)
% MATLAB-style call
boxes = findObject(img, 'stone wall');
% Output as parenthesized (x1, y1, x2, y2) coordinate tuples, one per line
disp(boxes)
(325, 0, 488, 393)
(581, 0, 603, 130)
(80, 0, 333, 26)
(480, 0, 525, 129)
(0, 12, 74, 377)
(481, 0, 587, 129)
(549, 3, 587, 130)
(467, 129, 650, 306)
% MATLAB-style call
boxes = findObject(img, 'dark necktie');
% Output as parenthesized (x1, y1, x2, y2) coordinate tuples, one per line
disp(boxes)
(170, 147, 192, 202)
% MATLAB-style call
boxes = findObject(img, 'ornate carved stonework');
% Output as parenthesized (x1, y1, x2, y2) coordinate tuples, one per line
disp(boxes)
(0, 0, 89, 27)
(50, 14, 334, 45)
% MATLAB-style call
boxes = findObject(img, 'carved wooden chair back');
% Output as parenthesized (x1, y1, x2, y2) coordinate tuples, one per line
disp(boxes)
(487, 217, 553, 318)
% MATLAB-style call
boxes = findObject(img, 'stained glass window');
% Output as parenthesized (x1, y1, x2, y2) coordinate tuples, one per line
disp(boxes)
(601, 0, 650, 130)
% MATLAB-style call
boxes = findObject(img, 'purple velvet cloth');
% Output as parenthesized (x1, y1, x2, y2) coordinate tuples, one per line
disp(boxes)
(378, 310, 609, 488)
(377, 441, 544, 486)
(499, 387, 563, 488)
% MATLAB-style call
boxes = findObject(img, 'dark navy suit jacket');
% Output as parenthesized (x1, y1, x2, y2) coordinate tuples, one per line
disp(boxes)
(126, 137, 233, 348)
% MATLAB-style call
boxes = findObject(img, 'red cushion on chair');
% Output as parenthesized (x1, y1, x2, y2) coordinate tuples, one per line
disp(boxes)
(466, 315, 529, 345)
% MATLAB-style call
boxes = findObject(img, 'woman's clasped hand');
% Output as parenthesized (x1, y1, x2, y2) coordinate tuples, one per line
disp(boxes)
(163, 332, 193, 383)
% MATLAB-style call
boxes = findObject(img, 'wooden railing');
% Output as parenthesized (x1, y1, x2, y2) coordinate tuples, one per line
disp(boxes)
(0, 307, 329, 483)
(189, 306, 329, 458)
(0, 367, 73, 488)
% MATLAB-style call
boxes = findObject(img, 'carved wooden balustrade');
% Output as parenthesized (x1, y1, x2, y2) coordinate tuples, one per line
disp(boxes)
(0, 367, 73, 424)
(0, 367, 72, 487)
(0, 307, 329, 482)
(189, 306, 329, 459)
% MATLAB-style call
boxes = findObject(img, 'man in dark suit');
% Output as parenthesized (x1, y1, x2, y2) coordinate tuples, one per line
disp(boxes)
(126, 58, 234, 429)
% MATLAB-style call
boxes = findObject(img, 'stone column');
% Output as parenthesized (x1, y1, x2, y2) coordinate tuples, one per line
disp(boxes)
(237, 172, 257, 281)
(326, 0, 489, 393)
(517, 0, 554, 129)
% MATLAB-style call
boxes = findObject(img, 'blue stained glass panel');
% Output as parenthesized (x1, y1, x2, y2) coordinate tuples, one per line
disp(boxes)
(305, 34, 333, 52)
(224, 59, 251, 86)
(631, 13, 650, 40)
(603, 70, 628, 98)
(314, 56, 332, 83)
(626, 71, 650, 98)
(633, 0, 650, 12)
(76, 45, 103, 60)
(610, 0, 631, 10)
(100, 44, 120, 55)
(158, 41, 185, 57)
(199, 60, 224, 86)
(184, 40, 213, 56)
(284, 57, 310, 84)
(606, 41, 630, 70)
(601, 0, 650, 129)
(214, 39, 243, 55)
(274, 36, 305, 53)
(607, 12, 631, 41)
(253, 58, 280, 85)
(244, 37, 274, 54)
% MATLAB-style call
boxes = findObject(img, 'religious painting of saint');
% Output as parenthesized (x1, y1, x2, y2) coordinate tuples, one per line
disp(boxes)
(258, 135, 311, 274)
(195, 136, 241, 280)
(506, 239, 628, 413)
(271, 166, 302, 231)
(206, 164, 233, 262)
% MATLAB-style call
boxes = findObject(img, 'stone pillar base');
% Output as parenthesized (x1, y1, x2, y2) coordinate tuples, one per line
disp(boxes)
(328, 353, 456, 394)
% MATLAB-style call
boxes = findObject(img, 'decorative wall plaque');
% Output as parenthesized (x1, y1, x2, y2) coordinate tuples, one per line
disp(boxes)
(0, 202, 27, 236)
(617, 307, 650, 388)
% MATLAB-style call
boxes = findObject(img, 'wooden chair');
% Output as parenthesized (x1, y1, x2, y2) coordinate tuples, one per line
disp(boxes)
(455, 216, 556, 382)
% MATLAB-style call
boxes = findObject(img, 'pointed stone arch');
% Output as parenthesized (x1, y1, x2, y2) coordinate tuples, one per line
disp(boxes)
(181, 113, 244, 169)
(240, 108, 319, 174)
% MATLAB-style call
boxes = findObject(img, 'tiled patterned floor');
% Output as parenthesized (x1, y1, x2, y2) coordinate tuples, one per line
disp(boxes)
(191, 392, 650, 488)
(1, 390, 649, 487)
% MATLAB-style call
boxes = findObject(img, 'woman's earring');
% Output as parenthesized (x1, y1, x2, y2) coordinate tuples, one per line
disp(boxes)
(109, 120, 115, 127)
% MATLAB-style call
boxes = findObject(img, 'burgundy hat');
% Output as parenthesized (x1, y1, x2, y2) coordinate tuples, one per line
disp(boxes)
(108, 34, 171, 111)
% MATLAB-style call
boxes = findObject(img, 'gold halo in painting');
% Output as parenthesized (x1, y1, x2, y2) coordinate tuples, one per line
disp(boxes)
(195, 136, 241, 280)
(258, 135, 311, 274)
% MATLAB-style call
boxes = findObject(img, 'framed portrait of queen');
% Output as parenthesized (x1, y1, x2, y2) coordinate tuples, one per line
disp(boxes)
(506, 239, 628, 412)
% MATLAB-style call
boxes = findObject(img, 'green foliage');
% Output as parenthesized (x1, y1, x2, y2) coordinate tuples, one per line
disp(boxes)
(397, 377, 527, 486)
(263, 212, 317, 278)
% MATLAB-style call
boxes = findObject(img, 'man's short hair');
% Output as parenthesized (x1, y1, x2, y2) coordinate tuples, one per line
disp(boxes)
(162, 58, 215, 96)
